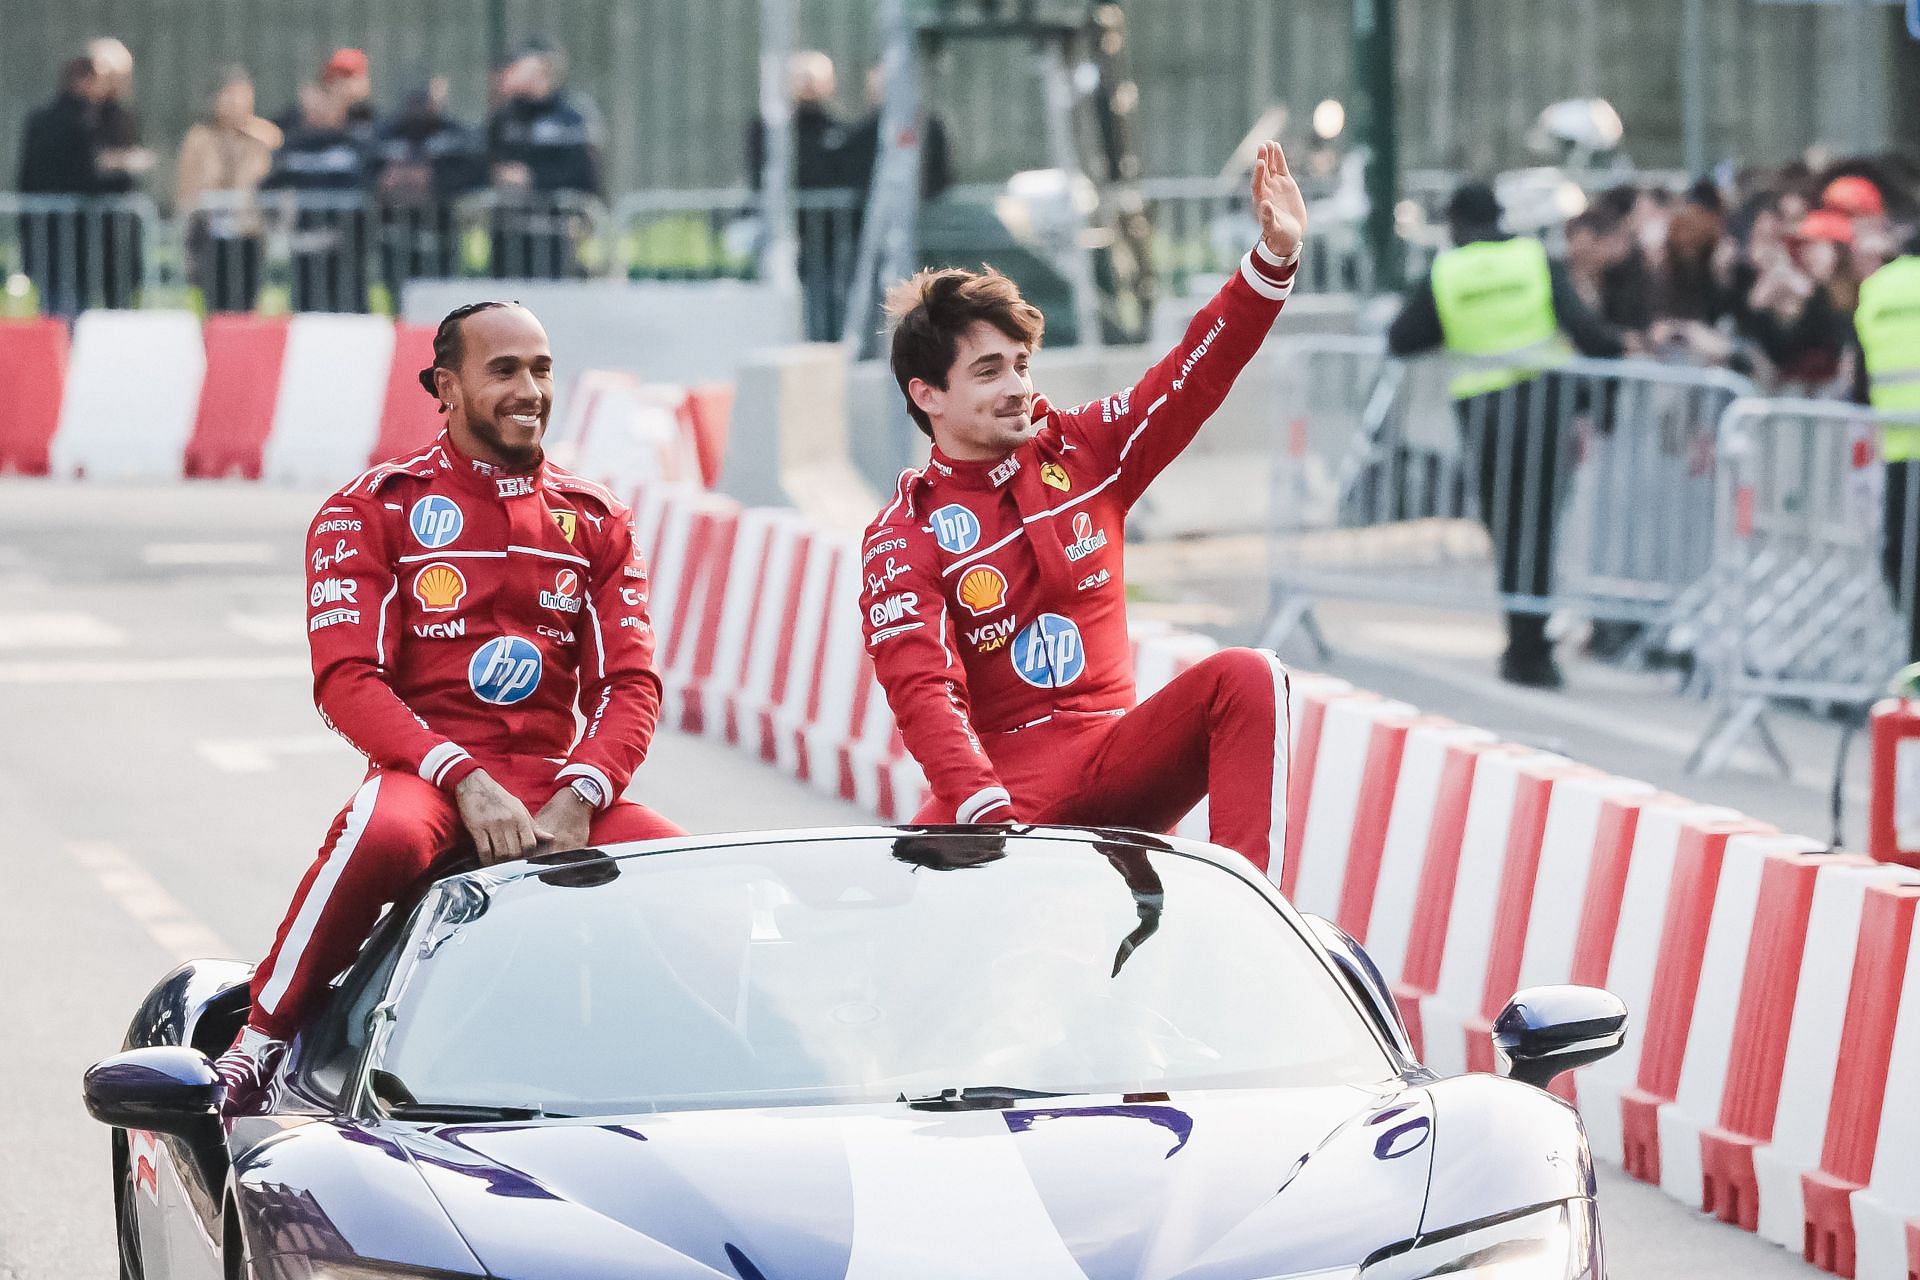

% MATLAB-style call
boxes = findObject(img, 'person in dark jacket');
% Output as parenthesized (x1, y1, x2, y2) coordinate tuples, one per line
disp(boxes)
(1387, 182, 1628, 688)
(486, 43, 602, 279)
(372, 76, 487, 298)
(15, 56, 109, 315)
(264, 83, 372, 312)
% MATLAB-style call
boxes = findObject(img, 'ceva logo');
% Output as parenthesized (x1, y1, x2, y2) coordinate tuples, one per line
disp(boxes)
(468, 636, 543, 705)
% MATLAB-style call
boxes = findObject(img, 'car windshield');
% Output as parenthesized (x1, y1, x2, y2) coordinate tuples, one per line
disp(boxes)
(369, 833, 1395, 1115)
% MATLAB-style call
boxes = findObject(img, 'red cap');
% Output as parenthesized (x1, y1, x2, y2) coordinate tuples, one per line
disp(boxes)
(1796, 208, 1855, 245)
(322, 48, 369, 82)
(1822, 175, 1885, 219)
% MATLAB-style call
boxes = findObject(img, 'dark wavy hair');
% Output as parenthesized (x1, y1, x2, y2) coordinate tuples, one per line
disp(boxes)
(885, 267, 1044, 439)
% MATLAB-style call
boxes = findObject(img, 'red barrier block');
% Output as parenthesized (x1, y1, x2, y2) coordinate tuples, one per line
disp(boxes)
(1619, 818, 1771, 1184)
(1390, 740, 1530, 1058)
(685, 383, 733, 489)
(1334, 714, 1424, 941)
(0, 318, 69, 475)
(755, 531, 821, 761)
(1462, 761, 1603, 1074)
(673, 512, 740, 734)
(1697, 850, 1838, 1229)
(368, 323, 441, 464)
(1800, 884, 1920, 1277)
(183, 314, 288, 480)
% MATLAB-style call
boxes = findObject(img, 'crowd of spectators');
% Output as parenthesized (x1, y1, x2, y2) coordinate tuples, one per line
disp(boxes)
(13, 38, 605, 312)
(1554, 158, 1920, 397)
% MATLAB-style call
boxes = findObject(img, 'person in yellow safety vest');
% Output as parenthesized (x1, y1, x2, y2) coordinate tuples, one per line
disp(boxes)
(1387, 181, 1628, 689)
(1855, 235, 1920, 664)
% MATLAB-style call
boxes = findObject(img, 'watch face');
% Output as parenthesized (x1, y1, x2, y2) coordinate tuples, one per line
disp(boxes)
(571, 778, 605, 806)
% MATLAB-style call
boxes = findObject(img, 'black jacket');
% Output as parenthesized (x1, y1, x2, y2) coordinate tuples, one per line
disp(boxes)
(16, 92, 103, 195)
(488, 94, 602, 197)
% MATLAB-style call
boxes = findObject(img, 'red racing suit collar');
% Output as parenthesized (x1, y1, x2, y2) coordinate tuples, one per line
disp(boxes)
(432, 430, 552, 502)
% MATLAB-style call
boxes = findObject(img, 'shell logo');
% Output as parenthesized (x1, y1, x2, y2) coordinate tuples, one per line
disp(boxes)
(958, 564, 1008, 616)
(413, 563, 467, 613)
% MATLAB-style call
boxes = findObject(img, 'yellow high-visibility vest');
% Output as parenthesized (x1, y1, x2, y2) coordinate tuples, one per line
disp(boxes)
(1859, 256, 1920, 459)
(1431, 237, 1562, 400)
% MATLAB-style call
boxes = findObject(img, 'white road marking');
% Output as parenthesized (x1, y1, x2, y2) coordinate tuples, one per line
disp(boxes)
(0, 611, 127, 649)
(66, 841, 233, 963)
(225, 613, 308, 646)
(0, 656, 308, 684)
(141, 542, 276, 566)
(197, 734, 347, 773)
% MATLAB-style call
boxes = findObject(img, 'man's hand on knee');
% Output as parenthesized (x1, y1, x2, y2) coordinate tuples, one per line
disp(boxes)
(454, 770, 539, 865)
(530, 788, 594, 857)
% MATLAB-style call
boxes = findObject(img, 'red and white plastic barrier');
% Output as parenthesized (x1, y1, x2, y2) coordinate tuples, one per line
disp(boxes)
(561, 467, 1920, 1280)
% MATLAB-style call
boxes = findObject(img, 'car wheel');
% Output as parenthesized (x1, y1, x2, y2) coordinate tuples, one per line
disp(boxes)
(112, 1131, 145, 1280)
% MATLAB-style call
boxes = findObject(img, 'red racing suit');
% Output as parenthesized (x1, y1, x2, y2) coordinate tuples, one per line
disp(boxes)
(247, 433, 681, 1038)
(860, 242, 1298, 873)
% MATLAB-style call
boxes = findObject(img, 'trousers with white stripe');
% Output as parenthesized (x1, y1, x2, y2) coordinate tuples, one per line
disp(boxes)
(917, 648, 1291, 879)
(247, 761, 681, 1039)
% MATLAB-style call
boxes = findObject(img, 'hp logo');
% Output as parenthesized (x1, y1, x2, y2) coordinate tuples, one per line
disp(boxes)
(468, 636, 543, 705)
(409, 496, 464, 549)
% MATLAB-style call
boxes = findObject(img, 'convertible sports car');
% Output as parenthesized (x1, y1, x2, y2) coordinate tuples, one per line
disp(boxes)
(86, 825, 1627, 1280)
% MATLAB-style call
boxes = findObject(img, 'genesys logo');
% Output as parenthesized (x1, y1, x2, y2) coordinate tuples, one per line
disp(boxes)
(1062, 511, 1109, 563)
(412, 563, 466, 613)
(468, 636, 542, 705)
(966, 616, 1016, 652)
(413, 619, 467, 639)
(869, 591, 920, 627)
(539, 569, 582, 614)
(315, 518, 362, 534)
(408, 495, 464, 549)
(863, 537, 907, 566)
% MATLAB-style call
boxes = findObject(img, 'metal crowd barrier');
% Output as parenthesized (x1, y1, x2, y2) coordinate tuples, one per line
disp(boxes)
(1, 193, 161, 316)
(1259, 338, 1755, 659)
(1686, 399, 1920, 777)
(176, 189, 612, 314)
(1134, 176, 1383, 298)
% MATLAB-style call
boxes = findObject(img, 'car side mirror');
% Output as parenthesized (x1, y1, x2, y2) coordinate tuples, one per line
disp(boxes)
(1493, 985, 1627, 1089)
(84, 1047, 221, 1138)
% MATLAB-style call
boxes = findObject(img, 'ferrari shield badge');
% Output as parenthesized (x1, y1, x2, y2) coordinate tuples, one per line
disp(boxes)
(1041, 462, 1071, 493)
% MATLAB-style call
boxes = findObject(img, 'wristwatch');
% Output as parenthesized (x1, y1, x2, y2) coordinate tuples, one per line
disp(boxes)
(567, 776, 606, 809)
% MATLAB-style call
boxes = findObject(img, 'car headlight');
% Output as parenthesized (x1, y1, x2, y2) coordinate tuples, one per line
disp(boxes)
(1356, 1201, 1598, 1280)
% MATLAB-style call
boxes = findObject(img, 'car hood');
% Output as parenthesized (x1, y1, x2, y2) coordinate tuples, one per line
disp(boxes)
(393, 1083, 1437, 1280)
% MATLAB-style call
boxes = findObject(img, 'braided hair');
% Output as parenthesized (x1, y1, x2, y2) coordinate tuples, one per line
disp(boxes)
(417, 300, 518, 412)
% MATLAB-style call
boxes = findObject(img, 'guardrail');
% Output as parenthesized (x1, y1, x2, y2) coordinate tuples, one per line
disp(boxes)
(1259, 338, 1756, 661)
(1, 193, 162, 316)
(1687, 399, 1920, 776)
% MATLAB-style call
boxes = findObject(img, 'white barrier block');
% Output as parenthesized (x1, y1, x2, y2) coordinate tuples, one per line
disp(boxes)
(1853, 890, 1920, 1280)
(1656, 834, 1820, 1208)
(261, 315, 394, 486)
(50, 311, 205, 480)
(640, 486, 705, 653)
(1364, 722, 1496, 982)
(1576, 802, 1741, 1166)
(1515, 775, 1659, 990)
(1755, 864, 1915, 1251)
(1290, 697, 1416, 921)
(802, 549, 870, 794)
(1421, 750, 1566, 1078)
(699, 509, 792, 734)
(1287, 673, 1351, 753)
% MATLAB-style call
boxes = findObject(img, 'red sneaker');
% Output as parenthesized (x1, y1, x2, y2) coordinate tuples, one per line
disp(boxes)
(213, 1027, 286, 1118)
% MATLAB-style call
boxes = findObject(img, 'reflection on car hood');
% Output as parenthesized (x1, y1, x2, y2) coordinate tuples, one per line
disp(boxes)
(393, 1084, 1436, 1279)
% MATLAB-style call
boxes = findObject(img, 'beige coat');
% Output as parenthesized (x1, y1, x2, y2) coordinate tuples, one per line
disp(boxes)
(174, 117, 282, 232)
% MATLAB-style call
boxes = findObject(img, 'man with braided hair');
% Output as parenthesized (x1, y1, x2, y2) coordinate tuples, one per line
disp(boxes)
(214, 300, 683, 1113)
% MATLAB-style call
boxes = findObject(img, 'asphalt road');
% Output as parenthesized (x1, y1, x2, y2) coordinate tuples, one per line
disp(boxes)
(0, 480, 1827, 1279)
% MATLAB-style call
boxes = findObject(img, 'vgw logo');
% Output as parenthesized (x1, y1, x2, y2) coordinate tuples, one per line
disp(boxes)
(1010, 613, 1086, 688)
(468, 636, 543, 705)
(930, 504, 981, 555)
(409, 495, 464, 549)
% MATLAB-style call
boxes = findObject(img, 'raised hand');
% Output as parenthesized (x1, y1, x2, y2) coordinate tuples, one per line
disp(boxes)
(1251, 139, 1307, 262)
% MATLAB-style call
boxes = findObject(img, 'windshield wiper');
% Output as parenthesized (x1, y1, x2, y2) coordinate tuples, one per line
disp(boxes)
(902, 1085, 1070, 1111)
(368, 1069, 572, 1122)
